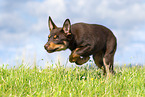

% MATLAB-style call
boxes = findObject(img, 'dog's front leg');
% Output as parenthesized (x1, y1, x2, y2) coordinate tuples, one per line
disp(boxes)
(75, 56, 90, 65)
(69, 46, 91, 63)
(69, 48, 81, 63)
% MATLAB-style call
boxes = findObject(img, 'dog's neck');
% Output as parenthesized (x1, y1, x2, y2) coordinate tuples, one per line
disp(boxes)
(67, 34, 77, 51)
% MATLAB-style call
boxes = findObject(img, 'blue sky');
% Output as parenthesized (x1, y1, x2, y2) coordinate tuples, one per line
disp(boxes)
(0, 0, 145, 67)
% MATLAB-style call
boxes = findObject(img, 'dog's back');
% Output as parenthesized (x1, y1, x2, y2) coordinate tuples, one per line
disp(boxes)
(70, 23, 117, 55)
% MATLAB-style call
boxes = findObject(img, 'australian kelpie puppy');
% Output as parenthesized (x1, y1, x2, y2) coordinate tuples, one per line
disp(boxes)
(44, 16, 117, 75)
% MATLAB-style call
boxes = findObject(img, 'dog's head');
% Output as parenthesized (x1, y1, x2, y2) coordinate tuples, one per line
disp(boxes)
(44, 16, 72, 53)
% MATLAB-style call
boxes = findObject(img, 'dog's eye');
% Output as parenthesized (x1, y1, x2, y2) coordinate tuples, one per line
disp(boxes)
(53, 35, 59, 39)
(48, 35, 51, 38)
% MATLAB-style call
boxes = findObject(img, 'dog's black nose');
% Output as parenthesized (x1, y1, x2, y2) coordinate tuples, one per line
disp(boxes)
(44, 44, 49, 49)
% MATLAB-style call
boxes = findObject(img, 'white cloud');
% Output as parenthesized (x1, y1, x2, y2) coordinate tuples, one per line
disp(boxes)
(0, 12, 25, 31)
(25, 0, 66, 18)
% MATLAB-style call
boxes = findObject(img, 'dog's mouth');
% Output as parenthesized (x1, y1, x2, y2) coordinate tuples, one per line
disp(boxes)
(46, 48, 58, 53)
(46, 46, 67, 53)
(45, 41, 68, 53)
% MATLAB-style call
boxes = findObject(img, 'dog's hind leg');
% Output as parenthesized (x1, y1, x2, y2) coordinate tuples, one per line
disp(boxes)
(103, 38, 117, 76)
(103, 54, 115, 76)
(93, 51, 106, 75)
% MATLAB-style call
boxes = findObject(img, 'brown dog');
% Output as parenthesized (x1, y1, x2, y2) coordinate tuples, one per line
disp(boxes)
(44, 16, 117, 75)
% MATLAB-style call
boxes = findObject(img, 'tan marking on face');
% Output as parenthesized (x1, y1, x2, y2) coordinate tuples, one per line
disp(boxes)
(49, 42, 61, 48)
(48, 42, 67, 51)
(48, 35, 51, 38)
(53, 35, 57, 39)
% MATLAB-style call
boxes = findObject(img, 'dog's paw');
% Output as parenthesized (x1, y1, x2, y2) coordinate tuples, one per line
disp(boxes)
(69, 53, 80, 63)
(76, 56, 90, 65)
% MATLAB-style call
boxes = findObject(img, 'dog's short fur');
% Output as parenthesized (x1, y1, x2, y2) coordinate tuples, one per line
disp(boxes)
(44, 16, 117, 75)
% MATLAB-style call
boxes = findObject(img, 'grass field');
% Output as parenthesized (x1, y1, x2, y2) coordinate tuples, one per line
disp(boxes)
(0, 63, 145, 97)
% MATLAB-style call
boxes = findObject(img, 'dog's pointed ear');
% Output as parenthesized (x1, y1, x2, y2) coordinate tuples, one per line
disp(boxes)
(63, 19, 71, 36)
(48, 16, 57, 31)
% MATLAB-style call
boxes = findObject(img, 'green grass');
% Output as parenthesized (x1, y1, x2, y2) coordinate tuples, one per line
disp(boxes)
(0, 64, 145, 97)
